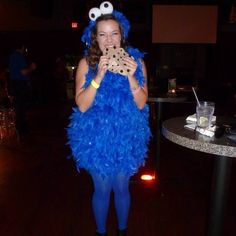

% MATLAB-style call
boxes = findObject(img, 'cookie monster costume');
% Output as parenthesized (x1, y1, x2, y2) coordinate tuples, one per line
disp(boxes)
(67, 2, 151, 178)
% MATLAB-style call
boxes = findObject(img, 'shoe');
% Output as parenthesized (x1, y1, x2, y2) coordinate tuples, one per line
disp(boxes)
(96, 232, 107, 236)
(117, 229, 127, 236)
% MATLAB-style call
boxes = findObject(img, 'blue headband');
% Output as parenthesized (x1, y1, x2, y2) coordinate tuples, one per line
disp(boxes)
(81, 6, 130, 48)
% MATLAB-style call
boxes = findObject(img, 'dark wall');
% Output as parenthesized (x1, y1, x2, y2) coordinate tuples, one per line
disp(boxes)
(0, 30, 83, 68)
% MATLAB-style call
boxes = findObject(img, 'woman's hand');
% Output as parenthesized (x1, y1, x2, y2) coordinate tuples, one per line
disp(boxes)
(96, 55, 109, 81)
(122, 56, 137, 77)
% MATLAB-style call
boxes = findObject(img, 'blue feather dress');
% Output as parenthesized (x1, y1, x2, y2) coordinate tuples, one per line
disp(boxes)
(67, 47, 151, 177)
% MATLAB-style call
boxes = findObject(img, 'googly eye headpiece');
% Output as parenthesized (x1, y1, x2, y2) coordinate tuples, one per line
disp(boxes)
(81, 1, 130, 48)
(89, 1, 113, 21)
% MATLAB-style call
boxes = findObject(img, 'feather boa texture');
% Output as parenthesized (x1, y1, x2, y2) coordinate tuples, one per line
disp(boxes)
(67, 47, 151, 178)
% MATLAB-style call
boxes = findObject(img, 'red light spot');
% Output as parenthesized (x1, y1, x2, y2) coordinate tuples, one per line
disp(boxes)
(71, 22, 78, 29)
(140, 174, 155, 181)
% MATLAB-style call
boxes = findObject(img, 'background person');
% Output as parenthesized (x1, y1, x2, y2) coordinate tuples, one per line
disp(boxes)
(8, 41, 36, 135)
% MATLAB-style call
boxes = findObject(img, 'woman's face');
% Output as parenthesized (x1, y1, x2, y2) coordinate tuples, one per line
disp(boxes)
(96, 19, 121, 52)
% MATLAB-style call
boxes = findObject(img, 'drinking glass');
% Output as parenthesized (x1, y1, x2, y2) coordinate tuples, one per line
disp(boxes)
(196, 101, 215, 128)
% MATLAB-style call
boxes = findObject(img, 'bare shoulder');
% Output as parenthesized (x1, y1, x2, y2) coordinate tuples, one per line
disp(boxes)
(140, 59, 146, 66)
(78, 57, 87, 66)
(140, 59, 147, 73)
(78, 57, 88, 71)
(76, 57, 89, 79)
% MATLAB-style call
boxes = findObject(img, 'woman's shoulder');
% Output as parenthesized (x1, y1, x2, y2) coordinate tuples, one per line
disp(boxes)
(78, 57, 88, 67)
(77, 57, 89, 73)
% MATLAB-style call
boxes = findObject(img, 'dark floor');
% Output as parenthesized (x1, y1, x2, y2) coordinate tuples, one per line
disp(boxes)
(0, 100, 236, 236)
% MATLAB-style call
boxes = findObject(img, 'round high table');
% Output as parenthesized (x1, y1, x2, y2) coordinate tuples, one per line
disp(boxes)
(162, 116, 236, 236)
(148, 95, 188, 172)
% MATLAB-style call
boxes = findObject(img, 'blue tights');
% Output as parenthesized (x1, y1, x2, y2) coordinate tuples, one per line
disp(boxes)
(90, 172, 131, 234)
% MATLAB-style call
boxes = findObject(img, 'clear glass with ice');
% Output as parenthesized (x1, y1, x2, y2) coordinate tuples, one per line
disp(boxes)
(196, 101, 215, 128)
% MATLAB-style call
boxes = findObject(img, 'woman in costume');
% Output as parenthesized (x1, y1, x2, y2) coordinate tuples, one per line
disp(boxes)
(67, 2, 151, 236)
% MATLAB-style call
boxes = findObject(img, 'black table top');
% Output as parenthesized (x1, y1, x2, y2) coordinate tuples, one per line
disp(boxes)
(162, 116, 236, 157)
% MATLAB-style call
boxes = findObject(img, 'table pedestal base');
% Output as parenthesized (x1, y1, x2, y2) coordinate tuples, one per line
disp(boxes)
(207, 155, 232, 236)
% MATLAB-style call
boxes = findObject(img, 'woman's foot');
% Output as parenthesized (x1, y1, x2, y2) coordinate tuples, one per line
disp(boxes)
(96, 232, 107, 236)
(117, 228, 127, 236)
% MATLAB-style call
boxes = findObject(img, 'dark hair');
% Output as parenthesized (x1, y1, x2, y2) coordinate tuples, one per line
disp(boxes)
(86, 14, 128, 69)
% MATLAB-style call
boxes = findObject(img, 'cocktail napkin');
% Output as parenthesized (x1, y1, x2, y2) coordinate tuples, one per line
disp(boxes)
(184, 123, 216, 137)
(186, 114, 216, 123)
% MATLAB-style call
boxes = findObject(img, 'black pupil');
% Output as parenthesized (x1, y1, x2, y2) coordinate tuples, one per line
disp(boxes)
(91, 13, 95, 18)
(105, 3, 108, 8)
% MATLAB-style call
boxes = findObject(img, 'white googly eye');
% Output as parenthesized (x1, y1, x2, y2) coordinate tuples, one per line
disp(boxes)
(89, 7, 102, 21)
(100, 1, 113, 15)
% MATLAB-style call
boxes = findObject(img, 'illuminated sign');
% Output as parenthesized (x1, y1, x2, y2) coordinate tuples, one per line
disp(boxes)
(71, 22, 78, 29)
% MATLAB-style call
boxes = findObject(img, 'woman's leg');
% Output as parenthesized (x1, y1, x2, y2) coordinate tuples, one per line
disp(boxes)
(112, 172, 131, 231)
(91, 172, 112, 234)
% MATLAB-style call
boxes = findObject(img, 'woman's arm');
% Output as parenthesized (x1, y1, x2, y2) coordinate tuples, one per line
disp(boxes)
(75, 56, 108, 112)
(130, 60, 148, 109)
(21, 62, 37, 76)
(123, 57, 148, 109)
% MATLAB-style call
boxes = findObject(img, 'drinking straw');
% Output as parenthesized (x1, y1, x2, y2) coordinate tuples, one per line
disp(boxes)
(192, 87, 201, 106)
